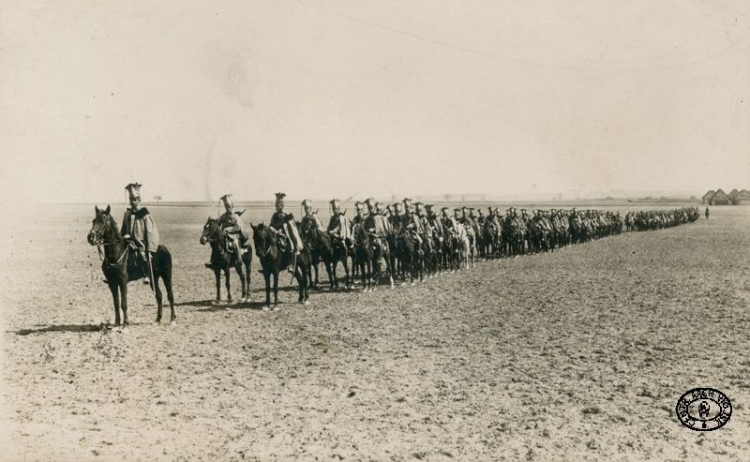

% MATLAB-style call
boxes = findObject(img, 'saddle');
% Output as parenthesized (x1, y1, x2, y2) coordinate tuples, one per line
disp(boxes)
(126, 250, 147, 280)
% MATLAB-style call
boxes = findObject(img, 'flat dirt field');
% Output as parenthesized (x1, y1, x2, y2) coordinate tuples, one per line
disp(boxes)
(2, 204, 749, 461)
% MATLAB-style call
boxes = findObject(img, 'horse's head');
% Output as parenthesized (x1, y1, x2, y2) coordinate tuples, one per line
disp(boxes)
(200, 217, 220, 245)
(251, 223, 273, 257)
(88, 205, 115, 245)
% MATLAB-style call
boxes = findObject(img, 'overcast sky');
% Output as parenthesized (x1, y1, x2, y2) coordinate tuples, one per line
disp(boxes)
(2, 0, 749, 204)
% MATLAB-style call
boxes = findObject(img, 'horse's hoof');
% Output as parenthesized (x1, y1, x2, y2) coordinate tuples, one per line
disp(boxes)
(170, 320, 177, 327)
(304, 300, 310, 306)
(153, 320, 161, 325)
(410, 282, 415, 287)
(263, 306, 269, 312)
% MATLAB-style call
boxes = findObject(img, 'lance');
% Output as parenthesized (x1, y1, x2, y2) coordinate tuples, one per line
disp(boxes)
(146, 251, 155, 294)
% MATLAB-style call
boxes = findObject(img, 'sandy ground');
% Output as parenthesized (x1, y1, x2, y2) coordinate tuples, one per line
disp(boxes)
(2, 204, 749, 461)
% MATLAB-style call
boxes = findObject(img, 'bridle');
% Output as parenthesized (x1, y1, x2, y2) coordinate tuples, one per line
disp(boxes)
(89, 214, 127, 266)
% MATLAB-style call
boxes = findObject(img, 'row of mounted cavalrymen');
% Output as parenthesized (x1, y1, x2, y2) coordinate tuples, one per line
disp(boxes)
(218, 194, 700, 275)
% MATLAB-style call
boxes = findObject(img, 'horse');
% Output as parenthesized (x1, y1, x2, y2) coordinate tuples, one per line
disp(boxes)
(351, 223, 374, 292)
(370, 233, 395, 290)
(199, 217, 252, 304)
(251, 223, 311, 310)
(396, 228, 423, 285)
(87, 205, 175, 326)
(300, 221, 351, 290)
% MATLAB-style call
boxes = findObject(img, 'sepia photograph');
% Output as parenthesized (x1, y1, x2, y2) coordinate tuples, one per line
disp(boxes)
(1, 1, 749, 460)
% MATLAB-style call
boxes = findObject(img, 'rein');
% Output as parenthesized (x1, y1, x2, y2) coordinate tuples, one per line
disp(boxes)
(90, 220, 128, 268)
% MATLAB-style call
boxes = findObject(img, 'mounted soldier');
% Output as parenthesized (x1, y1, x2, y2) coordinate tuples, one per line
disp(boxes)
(270, 192, 304, 272)
(121, 182, 160, 284)
(351, 201, 366, 227)
(300, 199, 325, 233)
(389, 202, 404, 232)
(364, 198, 392, 238)
(401, 198, 424, 251)
(425, 204, 444, 242)
(327, 198, 352, 247)
(205, 194, 249, 269)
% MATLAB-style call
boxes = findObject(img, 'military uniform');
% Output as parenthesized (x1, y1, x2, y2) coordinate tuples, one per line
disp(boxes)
(327, 198, 352, 245)
(364, 198, 392, 238)
(401, 198, 424, 250)
(300, 199, 325, 234)
(270, 192, 303, 259)
(217, 194, 248, 253)
(121, 183, 159, 283)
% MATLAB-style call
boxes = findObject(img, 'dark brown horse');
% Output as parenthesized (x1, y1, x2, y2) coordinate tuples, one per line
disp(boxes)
(299, 221, 351, 290)
(351, 222, 374, 292)
(87, 205, 175, 326)
(251, 223, 311, 310)
(200, 217, 252, 304)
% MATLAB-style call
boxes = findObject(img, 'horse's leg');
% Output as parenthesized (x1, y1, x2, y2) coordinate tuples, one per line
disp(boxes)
(313, 260, 320, 289)
(264, 271, 271, 309)
(162, 268, 176, 323)
(214, 269, 222, 303)
(153, 275, 164, 324)
(225, 267, 233, 303)
(295, 265, 304, 303)
(235, 263, 246, 301)
(304, 263, 311, 303)
(324, 259, 334, 289)
(244, 259, 252, 301)
(272, 269, 279, 308)
(108, 282, 121, 326)
(120, 280, 129, 326)
(342, 257, 350, 289)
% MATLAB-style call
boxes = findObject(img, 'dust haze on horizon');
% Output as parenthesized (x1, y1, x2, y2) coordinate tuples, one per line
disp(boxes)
(2, 0, 749, 206)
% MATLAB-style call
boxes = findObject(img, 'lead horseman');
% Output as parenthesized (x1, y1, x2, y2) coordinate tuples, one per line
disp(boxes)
(121, 182, 159, 284)
(270, 192, 304, 272)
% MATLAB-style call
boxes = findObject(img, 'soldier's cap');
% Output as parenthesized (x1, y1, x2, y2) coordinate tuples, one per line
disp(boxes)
(424, 204, 433, 210)
(275, 192, 286, 202)
(402, 198, 412, 205)
(374, 202, 382, 210)
(394, 202, 403, 210)
(329, 198, 340, 207)
(478, 209, 484, 214)
(220, 194, 234, 208)
(414, 201, 423, 207)
(454, 208, 462, 213)
(365, 197, 376, 208)
(355, 201, 364, 209)
(302, 199, 313, 208)
(125, 183, 142, 198)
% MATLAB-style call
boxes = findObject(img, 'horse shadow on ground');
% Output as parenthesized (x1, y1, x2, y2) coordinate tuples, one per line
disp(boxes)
(197, 299, 278, 312)
(174, 299, 216, 307)
(15, 324, 109, 336)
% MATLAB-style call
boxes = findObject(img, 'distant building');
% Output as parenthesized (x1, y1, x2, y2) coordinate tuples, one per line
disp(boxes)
(728, 189, 740, 203)
(710, 189, 731, 205)
(702, 190, 715, 204)
(734, 189, 750, 205)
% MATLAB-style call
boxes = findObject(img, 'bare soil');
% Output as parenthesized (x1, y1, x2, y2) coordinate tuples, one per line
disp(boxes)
(2, 205, 749, 461)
